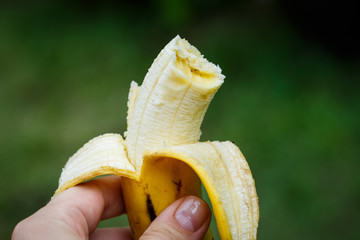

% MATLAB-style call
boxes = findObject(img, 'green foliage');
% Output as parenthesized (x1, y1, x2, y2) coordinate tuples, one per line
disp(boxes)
(1, 1, 359, 239)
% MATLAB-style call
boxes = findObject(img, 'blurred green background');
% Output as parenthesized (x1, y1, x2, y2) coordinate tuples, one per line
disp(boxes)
(1, 0, 359, 239)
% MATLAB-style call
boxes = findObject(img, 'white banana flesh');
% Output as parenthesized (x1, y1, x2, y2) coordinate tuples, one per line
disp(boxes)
(125, 35, 224, 173)
(55, 35, 259, 240)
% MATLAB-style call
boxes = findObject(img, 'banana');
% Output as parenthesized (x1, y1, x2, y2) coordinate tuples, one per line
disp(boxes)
(54, 35, 259, 240)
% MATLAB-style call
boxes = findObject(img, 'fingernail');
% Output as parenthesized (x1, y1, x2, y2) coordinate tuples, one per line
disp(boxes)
(175, 196, 210, 232)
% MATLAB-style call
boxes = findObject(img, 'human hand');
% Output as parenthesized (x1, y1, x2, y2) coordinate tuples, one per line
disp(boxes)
(12, 176, 211, 240)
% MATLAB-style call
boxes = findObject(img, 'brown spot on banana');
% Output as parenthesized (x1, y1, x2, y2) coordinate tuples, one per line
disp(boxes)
(172, 179, 182, 193)
(146, 195, 157, 222)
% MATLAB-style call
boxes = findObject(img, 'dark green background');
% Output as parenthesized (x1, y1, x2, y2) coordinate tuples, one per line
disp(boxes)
(1, 0, 359, 239)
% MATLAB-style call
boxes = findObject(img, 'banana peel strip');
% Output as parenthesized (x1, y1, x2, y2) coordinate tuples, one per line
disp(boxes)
(55, 134, 137, 195)
(145, 141, 259, 240)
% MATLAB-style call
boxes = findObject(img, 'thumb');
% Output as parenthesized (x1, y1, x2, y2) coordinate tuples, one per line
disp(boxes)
(140, 196, 211, 240)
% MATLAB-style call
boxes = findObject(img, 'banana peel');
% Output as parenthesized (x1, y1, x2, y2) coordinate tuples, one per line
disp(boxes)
(54, 35, 259, 239)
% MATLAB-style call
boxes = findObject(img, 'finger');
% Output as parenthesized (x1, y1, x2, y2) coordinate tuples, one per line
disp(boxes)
(140, 196, 211, 240)
(52, 175, 124, 229)
(12, 176, 124, 240)
(90, 227, 133, 240)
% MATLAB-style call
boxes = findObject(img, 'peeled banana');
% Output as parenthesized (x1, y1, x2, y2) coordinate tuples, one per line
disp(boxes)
(55, 35, 259, 240)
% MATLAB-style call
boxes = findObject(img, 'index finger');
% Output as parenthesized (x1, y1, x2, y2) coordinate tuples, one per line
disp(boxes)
(51, 175, 125, 232)
(12, 176, 126, 240)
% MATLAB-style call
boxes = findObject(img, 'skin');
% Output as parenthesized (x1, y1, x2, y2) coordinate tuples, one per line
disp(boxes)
(12, 176, 211, 240)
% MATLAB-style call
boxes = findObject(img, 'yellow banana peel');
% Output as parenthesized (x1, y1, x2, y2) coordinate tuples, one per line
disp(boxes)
(55, 35, 259, 240)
